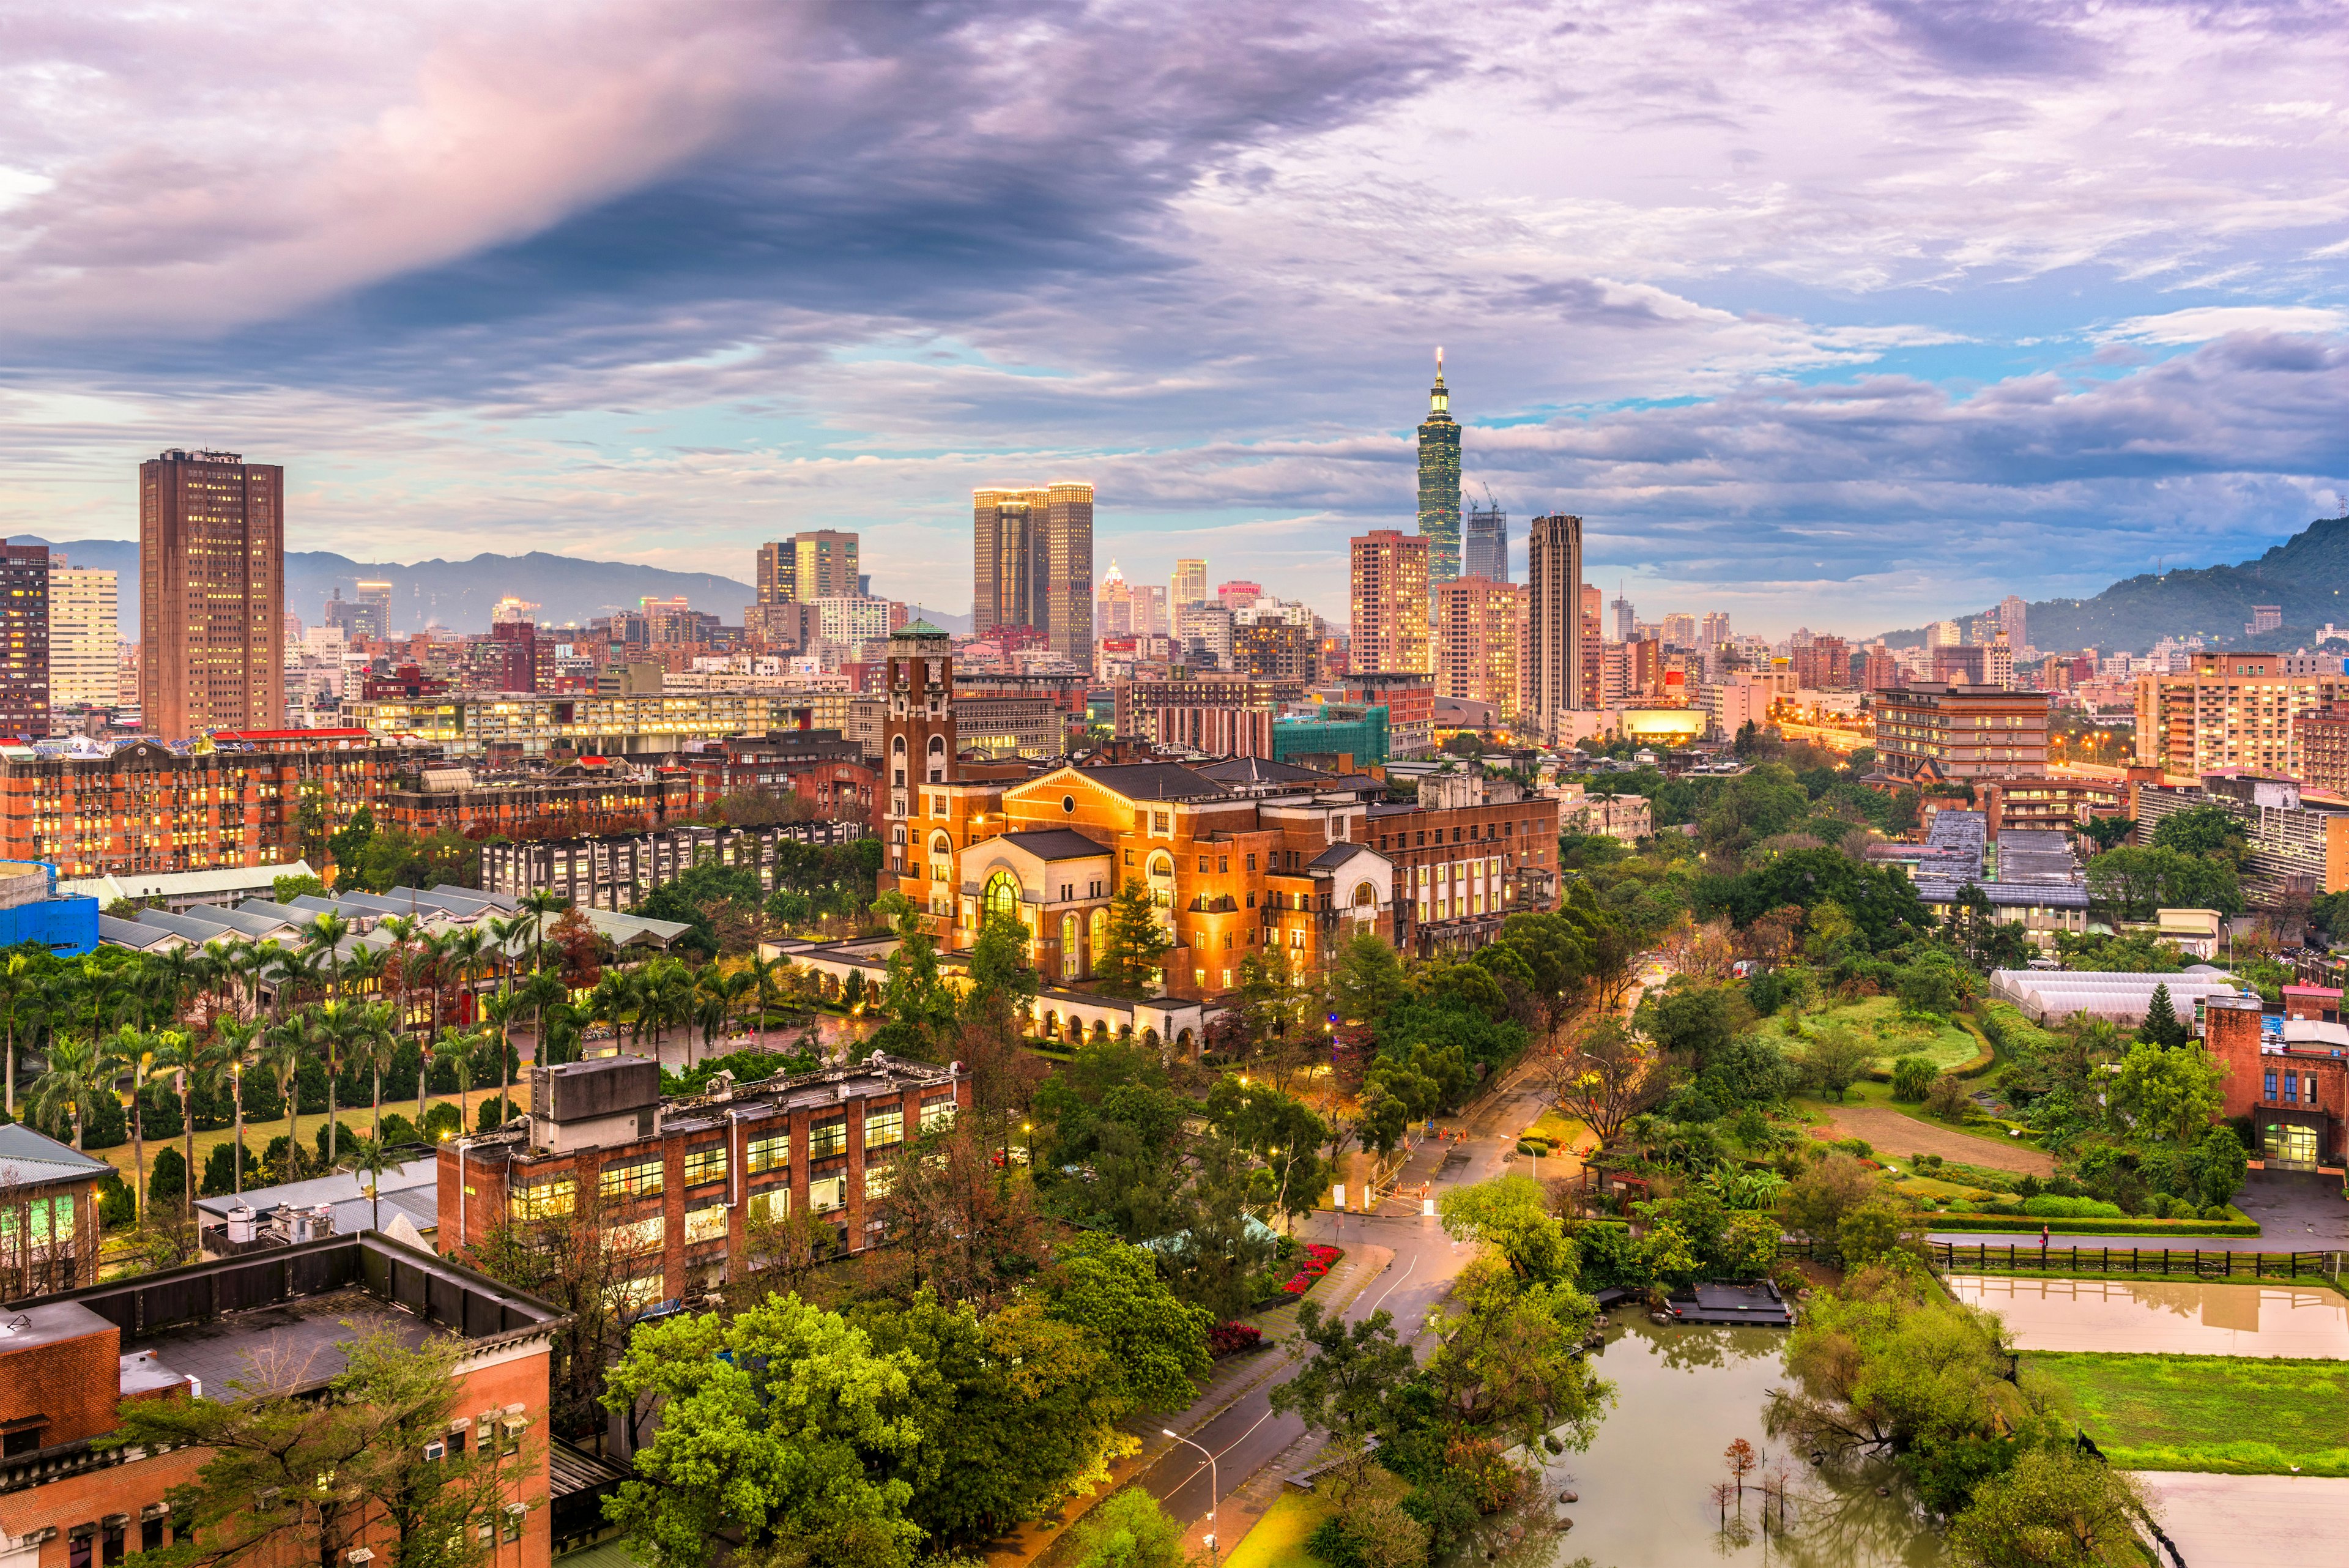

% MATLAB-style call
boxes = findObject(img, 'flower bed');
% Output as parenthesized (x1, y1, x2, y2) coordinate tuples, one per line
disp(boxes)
(1280, 1243, 1344, 1296)
(1208, 1321, 1266, 1358)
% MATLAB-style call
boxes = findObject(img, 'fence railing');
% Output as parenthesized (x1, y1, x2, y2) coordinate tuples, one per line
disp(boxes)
(1929, 1242, 2344, 1280)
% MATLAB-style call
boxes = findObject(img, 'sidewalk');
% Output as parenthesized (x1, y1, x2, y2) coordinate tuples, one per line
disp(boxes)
(990, 1243, 1395, 1567)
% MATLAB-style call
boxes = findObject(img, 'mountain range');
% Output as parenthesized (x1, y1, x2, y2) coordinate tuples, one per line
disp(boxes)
(1881, 515, 2349, 653)
(9, 537, 973, 641)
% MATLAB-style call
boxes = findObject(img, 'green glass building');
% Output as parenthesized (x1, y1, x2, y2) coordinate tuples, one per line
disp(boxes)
(1272, 703, 1389, 768)
(1417, 350, 1461, 586)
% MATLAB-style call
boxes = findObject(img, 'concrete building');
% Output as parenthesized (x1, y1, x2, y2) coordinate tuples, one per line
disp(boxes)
(1433, 576, 1524, 724)
(45, 559, 115, 714)
(0, 1123, 108, 1302)
(1524, 515, 1586, 744)
(2132, 772, 2349, 898)
(1349, 530, 1430, 677)
(1115, 675, 1285, 759)
(139, 450, 283, 740)
(1337, 672, 1434, 758)
(345, 691, 852, 756)
(2133, 650, 2349, 781)
(0, 545, 48, 740)
(1871, 683, 2050, 780)
(973, 483, 1093, 665)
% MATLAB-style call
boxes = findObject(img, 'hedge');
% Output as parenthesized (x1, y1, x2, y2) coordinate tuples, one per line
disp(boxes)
(1951, 1014, 2000, 1078)
(1927, 1214, 2261, 1238)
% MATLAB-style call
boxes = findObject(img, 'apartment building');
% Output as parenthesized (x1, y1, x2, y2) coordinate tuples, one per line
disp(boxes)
(1871, 683, 2050, 780)
(346, 691, 852, 756)
(1114, 675, 1290, 759)
(376, 762, 709, 841)
(0, 738, 388, 879)
(440, 1053, 968, 1292)
(478, 820, 866, 912)
(2132, 772, 2349, 898)
(2134, 651, 2349, 780)
(1433, 576, 1524, 723)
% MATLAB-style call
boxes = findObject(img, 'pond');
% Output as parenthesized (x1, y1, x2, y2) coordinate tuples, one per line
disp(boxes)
(1519, 1316, 1948, 1567)
(1944, 1274, 2349, 1358)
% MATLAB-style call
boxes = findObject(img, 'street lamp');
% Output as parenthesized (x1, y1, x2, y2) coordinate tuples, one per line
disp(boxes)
(1162, 1429, 1218, 1562)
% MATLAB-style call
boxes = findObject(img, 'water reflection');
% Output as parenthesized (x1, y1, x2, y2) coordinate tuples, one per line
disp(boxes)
(1945, 1274, 2349, 1357)
(1515, 1318, 1948, 1568)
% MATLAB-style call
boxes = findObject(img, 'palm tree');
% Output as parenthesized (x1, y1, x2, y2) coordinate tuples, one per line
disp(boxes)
(520, 967, 566, 1074)
(262, 1018, 309, 1181)
(310, 1001, 364, 1165)
(486, 914, 528, 995)
(347, 1132, 399, 1232)
(480, 987, 522, 1125)
(641, 960, 693, 1063)
(691, 978, 727, 1070)
(305, 911, 352, 1002)
(264, 945, 319, 1022)
(216, 1017, 262, 1194)
(403, 943, 441, 1120)
(229, 938, 278, 1022)
(30, 1035, 107, 1150)
(0, 949, 30, 1118)
(73, 956, 117, 1055)
(744, 953, 786, 1053)
(150, 1030, 220, 1217)
(450, 1025, 481, 1132)
(103, 1026, 154, 1223)
(445, 926, 492, 1035)
(519, 888, 567, 972)
(355, 1002, 400, 1150)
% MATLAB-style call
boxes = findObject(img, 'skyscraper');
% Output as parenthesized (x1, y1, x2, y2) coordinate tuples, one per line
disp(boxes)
(1434, 575, 1524, 721)
(1661, 612, 1696, 648)
(757, 541, 793, 604)
(974, 485, 1092, 662)
(1526, 515, 1586, 740)
(47, 555, 117, 710)
(1416, 350, 1461, 587)
(1700, 611, 1731, 648)
(354, 580, 392, 641)
(758, 532, 860, 604)
(0, 546, 50, 737)
(1350, 529, 1430, 675)
(2000, 594, 2027, 650)
(1609, 590, 1635, 642)
(1461, 499, 1507, 582)
(1172, 559, 1208, 611)
(140, 448, 283, 740)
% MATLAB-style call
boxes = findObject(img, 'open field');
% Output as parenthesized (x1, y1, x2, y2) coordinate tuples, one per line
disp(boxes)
(1765, 995, 1985, 1073)
(1221, 1489, 1332, 1568)
(1808, 1101, 2055, 1175)
(2033, 1353, 2349, 1475)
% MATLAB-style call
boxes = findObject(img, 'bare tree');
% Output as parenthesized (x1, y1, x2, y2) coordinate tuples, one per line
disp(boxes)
(1532, 1014, 1674, 1148)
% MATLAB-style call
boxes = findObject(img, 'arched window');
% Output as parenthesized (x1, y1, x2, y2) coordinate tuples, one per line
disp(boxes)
(928, 735, 946, 756)
(1088, 907, 1108, 967)
(1061, 912, 1080, 981)
(892, 735, 907, 755)
(929, 831, 952, 858)
(983, 871, 1022, 924)
(1353, 882, 1378, 909)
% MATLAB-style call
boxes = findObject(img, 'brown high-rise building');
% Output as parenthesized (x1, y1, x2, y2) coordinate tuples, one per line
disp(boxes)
(973, 483, 1092, 663)
(1525, 515, 1587, 742)
(1349, 529, 1430, 675)
(759, 531, 861, 604)
(0, 544, 51, 738)
(1434, 575, 1525, 723)
(139, 449, 283, 740)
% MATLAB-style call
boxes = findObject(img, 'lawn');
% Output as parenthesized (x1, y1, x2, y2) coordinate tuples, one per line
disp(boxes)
(2029, 1352, 2349, 1476)
(1222, 1489, 1335, 1568)
(1767, 995, 1986, 1074)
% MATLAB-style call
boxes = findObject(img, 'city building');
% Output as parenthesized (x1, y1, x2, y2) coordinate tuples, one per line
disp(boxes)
(1271, 703, 1387, 770)
(2300, 707, 2349, 793)
(1416, 350, 1461, 586)
(345, 691, 852, 757)
(2206, 992, 2344, 1170)
(1661, 612, 1695, 648)
(1792, 635, 1847, 691)
(1335, 672, 1434, 758)
(1433, 577, 1524, 723)
(0, 545, 49, 738)
(0, 737, 385, 879)
(440, 1052, 968, 1292)
(45, 558, 116, 713)
(1171, 559, 1208, 611)
(1880, 809, 2088, 945)
(139, 450, 284, 740)
(0, 1121, 107, 1301)
(2000, 594, 2027, 649)
(1173, 603, 1233, 666)
(1970, 776, 2128, 836)
(2134, 651, 2349, 781)
(2248, 605, 2284, 636)
(356, 579, 393, 639)
(2132, 773, 2349, 899)
(1370, 771, 1561, 956)
(1871, 683, 2050, 781)
(1233, 619, 1317, 683)
(1699, 612, 1729, 648)
(1349, 530, 1430, 678)
(1524, 515, 1586, 744)
(0, 1230, 563, 1567)
(973, 483, 1094, 666)
(478, 819, 864, 910)
(1461, 500, 1507, 583)
(1932, 645, 1986, 685)
(376, 761, 708, 841)
(1557, 786, 1652, 843)
(758, 531, 860, 605)
(1115, 675, 1284, 759)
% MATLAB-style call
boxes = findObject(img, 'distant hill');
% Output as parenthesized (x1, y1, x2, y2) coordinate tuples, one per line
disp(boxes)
(10, 539, 757, 641)
(1880, 516, 2349, 652)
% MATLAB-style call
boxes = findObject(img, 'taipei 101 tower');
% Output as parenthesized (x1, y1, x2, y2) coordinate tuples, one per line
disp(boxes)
(1416, 348, 1461, 585)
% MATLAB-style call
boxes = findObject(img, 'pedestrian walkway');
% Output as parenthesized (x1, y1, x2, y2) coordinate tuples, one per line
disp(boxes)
(985, 1244, 1393, 1567)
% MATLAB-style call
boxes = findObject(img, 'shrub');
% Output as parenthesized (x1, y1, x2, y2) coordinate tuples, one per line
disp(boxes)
(2200, 1204, 2227, 1222)
(1924, 1074, 1970, 1120)
(97, 1170, 133, 1228)
(2020, 1194, 2124, 1219)
(419, 1101, 464, 1140)
(1890, 1056, 1936, 1102)
(1206, 1321, 1264, 1358)
(147, 1147, 188, 1213)
(1830, 1135, 1872, 1159)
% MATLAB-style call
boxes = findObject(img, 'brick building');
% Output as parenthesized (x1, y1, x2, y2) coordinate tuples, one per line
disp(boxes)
(883, 626, 1553, 1000)
(346, 692, 851, 757)
(0, 738, 388, 879)
(0, 1233, 561, 1568)
(1337, 672, 1436, 758)
(376, 762, 708, 841)
(440, 1053, 967, 1293)
(1115, 675, 1291, 760)
(2206, 991, 2347, 1171)
(1871, 683, 2050, 781)
(0, 1124, 107, 1304)
(678, 730, 875, 824)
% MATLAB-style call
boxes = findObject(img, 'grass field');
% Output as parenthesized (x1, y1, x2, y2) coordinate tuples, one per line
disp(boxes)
(1768, 995, 1984, 1073)
(2030, 1352, 2349, 1475)
(1222, 1490, 1335, 1568)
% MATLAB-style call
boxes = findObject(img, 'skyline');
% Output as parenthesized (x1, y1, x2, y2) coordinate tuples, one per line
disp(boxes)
(0, 2, 2343, 637)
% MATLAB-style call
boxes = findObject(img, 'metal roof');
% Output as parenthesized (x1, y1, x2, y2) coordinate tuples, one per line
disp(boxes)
(0, 1122, 113, 1189)
(1061, 762, 1231, 801)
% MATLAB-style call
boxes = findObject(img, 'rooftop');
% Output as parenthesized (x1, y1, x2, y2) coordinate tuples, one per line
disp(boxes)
(992, 828, 1114, 862)
(1062, 762, 1231, 801)
(0, 1123, 112, 1191)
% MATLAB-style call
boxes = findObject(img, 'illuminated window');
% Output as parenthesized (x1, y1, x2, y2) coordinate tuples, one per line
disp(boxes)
(683, 1145, 728, 1186)
(508, 1176, 574, 1221)
(809, 1118, 847, 1157)
(919, 1095, 956, 1133)
(984, 871, 1022, 923)
(865, 1105, 904, 1148)
(684, 1203, 727, 1245)
(599, 1158, 663, 1201)
(747, 1133, 789, 1175)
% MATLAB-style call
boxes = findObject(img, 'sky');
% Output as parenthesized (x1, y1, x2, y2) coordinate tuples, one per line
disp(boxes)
(0, 0, 2343, 639)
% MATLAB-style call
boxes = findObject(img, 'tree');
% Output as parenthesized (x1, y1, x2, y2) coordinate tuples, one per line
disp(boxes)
(1425, 1256, 1610, 1454)
(1043, 1233, 1213, 1417)
(2139, 983, 2189, 1049)
(31, 1034, 108, 1150)
(1768, 1261, 2011, 1460)
(2085, 845, 2243, 919)
(1331, 930, 1409, 1022)
(1947, 1446, 2153, 1567)
(111, 1327, 516, 1568)
(864, 1121, 1049, 1315)
(1890, 1055, 1936, 1102)
(1532, 1014, 1671, 1146)
(601, 1295, 926, 1568)
(1268, 1300, 1417, 1493)
(1066, 1488, 1190, 1568)
(1780, 1153, 1883, 1246)
(2110, 1039, 2226, 1145)
(1797, 1021, 1876, 1102)
(2150, 803, 2247, 864)
(2076, 815, 2135, 853)
(1093, 879, 1173, 998)
(1436, 1176, 1574, 1284)
(2185, 1124, 2249, 1209)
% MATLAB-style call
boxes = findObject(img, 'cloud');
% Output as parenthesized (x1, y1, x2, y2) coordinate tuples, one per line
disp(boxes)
(2100, 305, 2348, 344)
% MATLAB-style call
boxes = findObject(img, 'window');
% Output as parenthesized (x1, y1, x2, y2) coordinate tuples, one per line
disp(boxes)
(508, 1175, 574, 1222)
(683, 1145, 728, 1186)
(502, 1504, 525, 1543)
(1198, 855, 1209, 872)
(140, 1520, 163, 1555)
(69, 1531, 91, 1568)
(684, 1203, 727, 1245)
(102, 1523, 123, 1567)
(866, 1105, 904, 1147)
(607, 1215, 664, 1253)
(984, 871, 1022, 923)
(747, 1133, 789, 1175)
(600, 1157, 662, 1201)
(809, 1173, 847, 1214)
(749, 1188, 788, 1223)
(1152, 811, 1171, 834)
(920, 1095, 957, 1132)
(864, 1161, 896, 1200)
(1245, 853, 1256, 870)
(809, 1119, 848, 1157)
